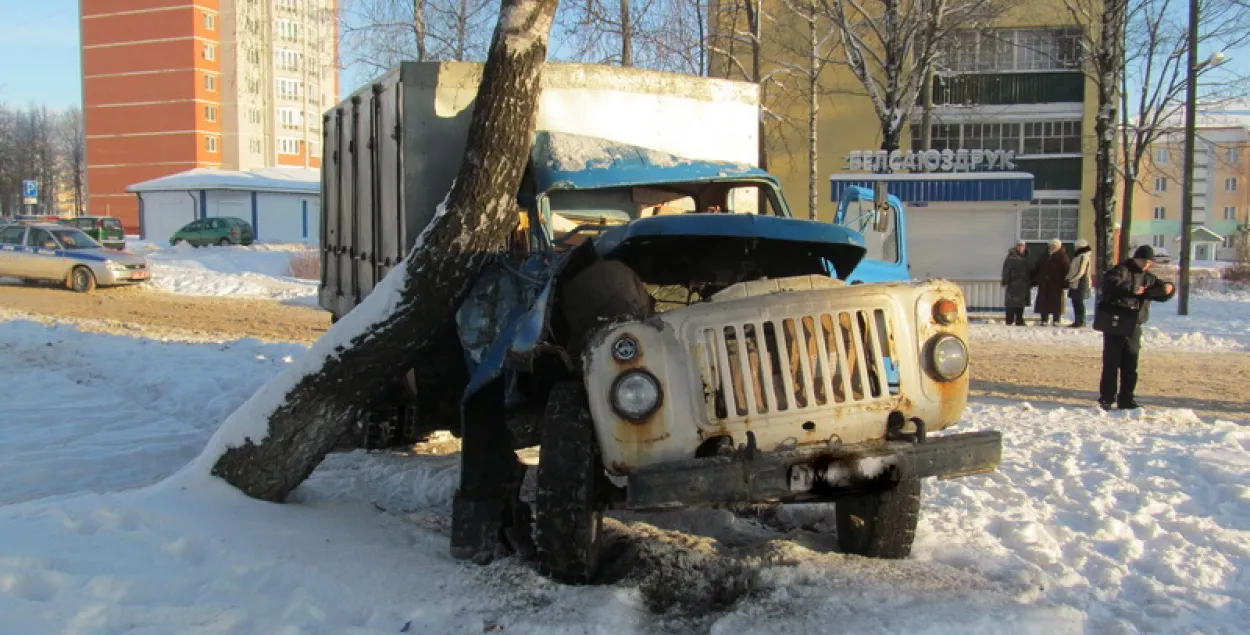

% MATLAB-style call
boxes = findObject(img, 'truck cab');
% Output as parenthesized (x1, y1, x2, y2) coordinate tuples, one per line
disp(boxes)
(834, 184, 909, 284)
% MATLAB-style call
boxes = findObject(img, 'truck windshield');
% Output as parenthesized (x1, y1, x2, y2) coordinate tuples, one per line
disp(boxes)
(841, 198, 900, 264)
(544, 182, 784, 249)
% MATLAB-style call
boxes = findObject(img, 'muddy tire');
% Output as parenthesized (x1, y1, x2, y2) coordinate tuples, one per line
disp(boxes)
(560, 259, 651, 356)
(835, 479, 922, 559)
(68, 266, 96, 294)
(534, 382, 604, 585)
(218, 238, 230, 247)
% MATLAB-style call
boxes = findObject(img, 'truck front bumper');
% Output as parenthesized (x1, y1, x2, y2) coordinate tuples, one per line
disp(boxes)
(624, 431, 1002, 511)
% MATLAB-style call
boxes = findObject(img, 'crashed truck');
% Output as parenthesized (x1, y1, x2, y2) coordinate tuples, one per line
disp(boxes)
(319, 62, 1002, 584)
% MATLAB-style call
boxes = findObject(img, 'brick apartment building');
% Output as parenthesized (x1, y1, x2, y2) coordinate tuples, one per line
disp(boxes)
(81, 0, 337, 232)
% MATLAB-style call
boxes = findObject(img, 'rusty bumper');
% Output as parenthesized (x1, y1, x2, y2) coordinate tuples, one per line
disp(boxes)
(623, 431, 1002, 511)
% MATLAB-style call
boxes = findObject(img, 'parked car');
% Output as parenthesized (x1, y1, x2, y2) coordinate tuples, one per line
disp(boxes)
(169, 217, 255, 247)
(67, 216, 126, 250)
(0, 223, 149, 292)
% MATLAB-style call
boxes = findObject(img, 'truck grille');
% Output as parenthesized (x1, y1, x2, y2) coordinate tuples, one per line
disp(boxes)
(698, 309, 898, 420)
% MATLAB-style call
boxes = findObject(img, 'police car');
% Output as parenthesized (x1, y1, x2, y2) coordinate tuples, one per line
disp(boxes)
(0, 223, 149, 293)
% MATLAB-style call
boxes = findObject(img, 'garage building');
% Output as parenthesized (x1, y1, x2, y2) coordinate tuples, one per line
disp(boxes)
(127, 167, 320, 245)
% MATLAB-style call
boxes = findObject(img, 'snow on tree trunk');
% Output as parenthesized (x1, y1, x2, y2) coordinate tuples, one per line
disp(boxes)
(202, 0, 560, 503)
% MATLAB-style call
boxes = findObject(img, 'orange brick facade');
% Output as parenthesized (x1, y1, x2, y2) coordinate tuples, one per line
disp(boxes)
(82, 0, 221, 232)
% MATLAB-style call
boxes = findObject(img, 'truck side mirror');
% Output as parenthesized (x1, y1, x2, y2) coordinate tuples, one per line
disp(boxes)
(872, 182, 891, 233)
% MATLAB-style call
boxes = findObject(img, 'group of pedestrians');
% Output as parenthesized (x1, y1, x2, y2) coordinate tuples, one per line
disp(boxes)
(1000, 238, 1093, 327)
(1000, 240, 1175, 411)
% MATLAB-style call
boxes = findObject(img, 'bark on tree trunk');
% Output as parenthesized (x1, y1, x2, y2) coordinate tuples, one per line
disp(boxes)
(808, 3, 819, 220)
(210, 0, 561, 502)
(1091, 0, 1125, 276)
(620, 0, 632, 66)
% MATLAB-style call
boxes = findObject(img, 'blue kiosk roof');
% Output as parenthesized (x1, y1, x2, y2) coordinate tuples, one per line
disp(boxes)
(830, 172, 1035, 204)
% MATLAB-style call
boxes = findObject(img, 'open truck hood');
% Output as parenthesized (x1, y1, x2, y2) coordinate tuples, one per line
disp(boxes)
(594, 214, 867, 284)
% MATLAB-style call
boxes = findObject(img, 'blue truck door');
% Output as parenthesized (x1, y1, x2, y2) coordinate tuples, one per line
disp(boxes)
(834, 184, 910, 284)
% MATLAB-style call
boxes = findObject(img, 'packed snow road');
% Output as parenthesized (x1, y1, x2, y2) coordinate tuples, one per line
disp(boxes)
(0, 318, 1247, 634)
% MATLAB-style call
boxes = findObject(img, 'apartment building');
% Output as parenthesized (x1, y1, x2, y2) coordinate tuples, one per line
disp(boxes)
(1126, 115, 1250, 262)
(81, 0, 337, 232)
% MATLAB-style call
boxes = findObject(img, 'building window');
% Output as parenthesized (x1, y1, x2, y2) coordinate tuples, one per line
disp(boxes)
(276, 49, 302, 71)
(909, 120, 1074, 155)
(1152, 234, 1166, 248)
(278, 107, 303, 130)
(1155, 148, 1169, 164)
(1226, 177, 1238, 192)
(276, 19, 301, 41)
(203, 44, 216, 61)
(1225, 206, 1238, 221)
(249, 138, 262, 154)
(246, 47, 261, 65)
(1019, 198, 1080, 242)
(205, 105, 217, 122)
(1155, 177, 1167, 192)
(309, 140, 320, 158)
(277, 78, 303, 100)
(944, 28, 1082, 73)
(246, 79, 259, 95)
(1153, 206, 1166, 220)
(248, 108, 262, 124)
(206, 136, 218, 153)
(205, 74, 216, 92)
(278, 138, 302, 155)
(1229, 147, 1242, 164)
(1224, 235, 1236, 249)
(204, 13, 216, 30)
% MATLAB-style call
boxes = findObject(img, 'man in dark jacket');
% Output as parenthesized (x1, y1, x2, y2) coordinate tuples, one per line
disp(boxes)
(1095, 245, 1176, 410)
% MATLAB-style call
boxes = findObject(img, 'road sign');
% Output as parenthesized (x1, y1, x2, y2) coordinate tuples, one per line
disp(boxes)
(22, 180, 38, 198)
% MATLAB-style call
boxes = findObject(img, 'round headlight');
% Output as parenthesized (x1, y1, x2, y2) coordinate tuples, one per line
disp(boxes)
(611, 370, 662, 421)
(929, 334, 969, 381)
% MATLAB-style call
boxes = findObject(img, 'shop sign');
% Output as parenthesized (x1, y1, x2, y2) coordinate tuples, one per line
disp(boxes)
(845, 148, 1017, 173)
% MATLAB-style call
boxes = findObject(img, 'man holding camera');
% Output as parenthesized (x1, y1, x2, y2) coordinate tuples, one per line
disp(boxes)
(1094, 245, 1176, 411)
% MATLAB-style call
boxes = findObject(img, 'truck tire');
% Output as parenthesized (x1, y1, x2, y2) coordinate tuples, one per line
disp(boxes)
(560, 259, 651, 357)
(534, 382, 604, 585)
(835, 478, 922, 559)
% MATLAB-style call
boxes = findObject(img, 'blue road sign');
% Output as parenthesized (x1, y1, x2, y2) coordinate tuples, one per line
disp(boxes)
(22, 180, 38, 198)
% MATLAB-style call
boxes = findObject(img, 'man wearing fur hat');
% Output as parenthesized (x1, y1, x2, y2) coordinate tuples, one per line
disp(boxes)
(1065, 238, 1094, 327)
(1094, 245, 1176, 410)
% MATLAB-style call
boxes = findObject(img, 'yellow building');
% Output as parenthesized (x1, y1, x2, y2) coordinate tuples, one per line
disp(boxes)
(1122, 108, 1250, 262)
(710, 0, 1102, 308)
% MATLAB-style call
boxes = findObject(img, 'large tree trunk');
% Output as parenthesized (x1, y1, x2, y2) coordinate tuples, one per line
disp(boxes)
(1091, 0, 1125, 275)
(209, 0, 561, 502)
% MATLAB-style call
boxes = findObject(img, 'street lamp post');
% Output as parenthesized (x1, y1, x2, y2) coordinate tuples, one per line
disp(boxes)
(1177, 0, 1227, 315)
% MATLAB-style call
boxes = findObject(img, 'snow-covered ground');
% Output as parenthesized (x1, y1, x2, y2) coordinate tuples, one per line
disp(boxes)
(972, 290, 1250, 352)
(1, 317, 1248, 634)
(126, 241, 319, 305)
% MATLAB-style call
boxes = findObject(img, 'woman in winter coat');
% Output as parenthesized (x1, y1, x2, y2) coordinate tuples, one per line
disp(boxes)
(1065, 238, 1093, 327)
(1001, 240, 1031, 326)
(1033, 238, 1071, 325)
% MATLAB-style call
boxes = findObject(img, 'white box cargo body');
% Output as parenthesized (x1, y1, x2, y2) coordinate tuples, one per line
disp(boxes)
(319, 62, 762, 318)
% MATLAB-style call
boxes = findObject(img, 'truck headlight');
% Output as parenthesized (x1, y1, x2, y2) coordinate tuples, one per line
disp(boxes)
(610, 370, 662, 421)
(928, 334, 969, 381)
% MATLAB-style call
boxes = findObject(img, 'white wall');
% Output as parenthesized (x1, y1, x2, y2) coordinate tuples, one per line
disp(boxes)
(255, 192, 318, 242)
(905, 203, 1021, 280)
(139, 191, 197, 245)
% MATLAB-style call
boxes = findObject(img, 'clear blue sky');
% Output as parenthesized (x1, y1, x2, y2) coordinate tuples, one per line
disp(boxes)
(1, 0, 1248, 111)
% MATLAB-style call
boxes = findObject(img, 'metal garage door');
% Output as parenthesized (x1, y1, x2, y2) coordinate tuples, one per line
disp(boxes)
(140, 192, 197, 245)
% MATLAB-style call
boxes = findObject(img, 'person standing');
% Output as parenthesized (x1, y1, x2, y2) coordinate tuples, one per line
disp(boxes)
(1033, 238, 1070, 325)
(1094, 245, 1176, 410)
(1001, 240, 1031, 326)
(1065, 238, 1094, 328)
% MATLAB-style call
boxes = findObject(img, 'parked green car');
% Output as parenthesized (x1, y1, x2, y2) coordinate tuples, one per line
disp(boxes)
(169, 217, 255, 247)
(68, 216, 126, 251)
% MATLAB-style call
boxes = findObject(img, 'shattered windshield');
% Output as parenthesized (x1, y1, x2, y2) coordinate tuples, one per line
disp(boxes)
(543, 182, 784, 252)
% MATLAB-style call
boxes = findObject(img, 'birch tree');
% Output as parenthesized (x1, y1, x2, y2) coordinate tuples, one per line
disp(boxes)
(60, 107, 86, 216)
(774, 0, 839, 218)
(209, 0, 562, 502)
(341, 0, 496, 72)
(1116, 0, 1250, 257)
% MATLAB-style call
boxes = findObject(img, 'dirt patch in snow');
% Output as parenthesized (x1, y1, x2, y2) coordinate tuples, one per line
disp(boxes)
(0, 283, 329, 343)
(970, 340, 1250, 422)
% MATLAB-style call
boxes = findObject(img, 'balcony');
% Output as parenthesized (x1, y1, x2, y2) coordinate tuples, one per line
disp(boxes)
(927, 72, 1085, 107)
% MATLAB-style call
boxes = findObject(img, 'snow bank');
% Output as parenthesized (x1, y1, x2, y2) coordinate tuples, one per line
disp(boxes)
(2, 315, 1248, 633)
(126, 241, 320, 304)
(972, 292, 1250, 352)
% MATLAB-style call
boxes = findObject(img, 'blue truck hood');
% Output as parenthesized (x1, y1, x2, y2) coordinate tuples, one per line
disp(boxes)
(593, 214, 867, 282)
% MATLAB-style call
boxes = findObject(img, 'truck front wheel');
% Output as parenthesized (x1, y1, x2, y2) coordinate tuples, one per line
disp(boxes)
(835, 478, 922, 559)
(534, 382, 604, 584)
